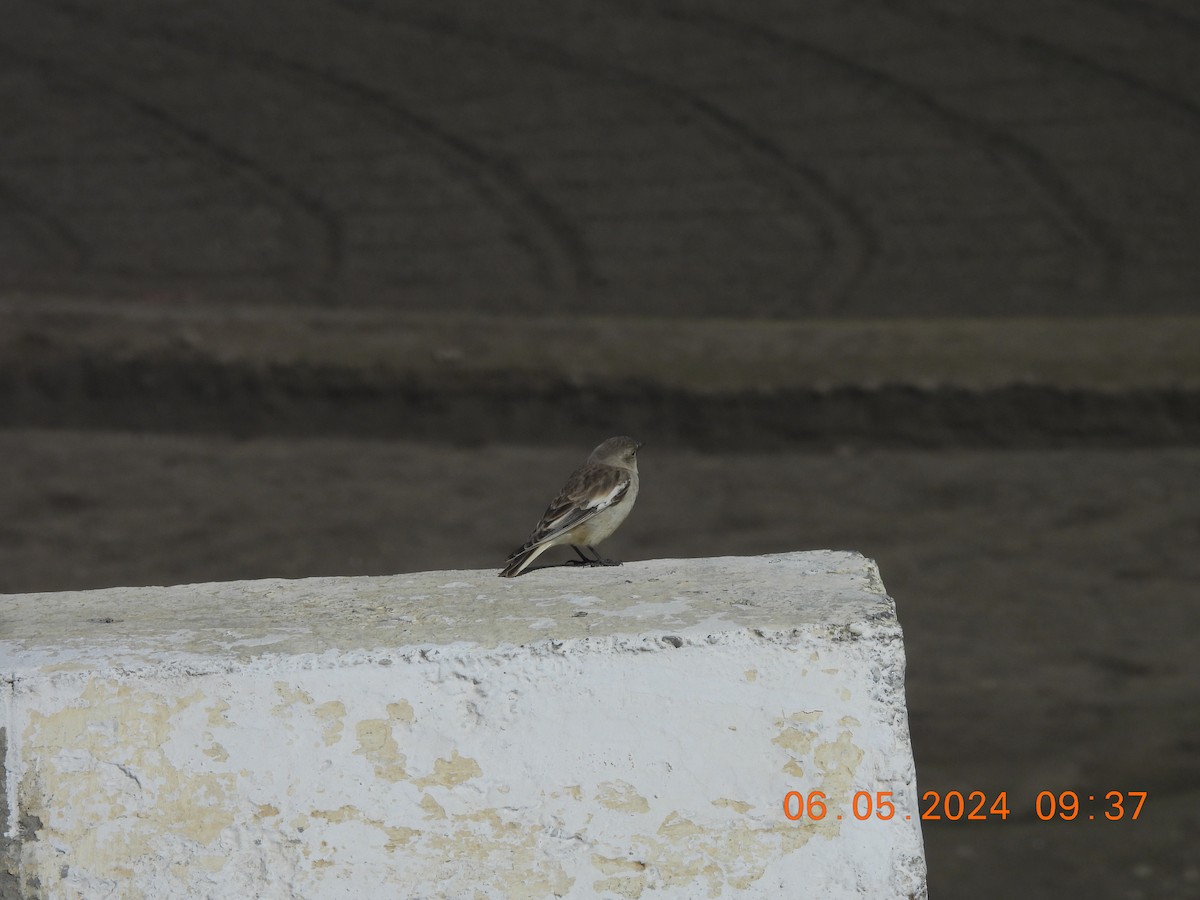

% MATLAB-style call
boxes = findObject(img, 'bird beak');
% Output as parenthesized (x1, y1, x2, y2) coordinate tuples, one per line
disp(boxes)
(635, 441, 644, 453)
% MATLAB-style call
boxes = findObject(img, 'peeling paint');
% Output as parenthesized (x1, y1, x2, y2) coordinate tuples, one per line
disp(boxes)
(17, 679, 236, 895)
(386, 700, 415, 724)
(206, 700, 230, 728)
(273, 682, 314, 712)
(593, 873, 646, 897)
(314, 700, 346, 746)
(772, 727, 817, 756)
(413, 751, 481, 789)
(0, 552, 925, 898)
(596, 780, 651, 813)
(592, 854, 647, 875)
(419, 793, 446, 819)
(353, 719, 407, 782)
(712, 798, 753, 814)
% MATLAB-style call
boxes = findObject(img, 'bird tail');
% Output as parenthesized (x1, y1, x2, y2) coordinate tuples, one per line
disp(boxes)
(498, 541, 551, 577)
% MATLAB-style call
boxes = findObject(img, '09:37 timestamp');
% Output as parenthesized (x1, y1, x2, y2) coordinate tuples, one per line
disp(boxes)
(783, 790, 1146, 822)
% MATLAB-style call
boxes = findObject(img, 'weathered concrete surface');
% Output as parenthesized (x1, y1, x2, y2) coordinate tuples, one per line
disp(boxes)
(0, 551, 925, 899)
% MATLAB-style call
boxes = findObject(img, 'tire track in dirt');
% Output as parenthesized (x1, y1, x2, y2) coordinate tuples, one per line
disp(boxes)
(336, 2, 878, 314)
(883, 0, 1200, 136)
(50, 0, 597, 300)
(0, 173, 89, 274)
(874, 0, 1200, 282)
(1085, 0, 1200, 35)
(6, 6, 346, 305)
(654, 2, 1125, 297)
(0, 46, 91, 272)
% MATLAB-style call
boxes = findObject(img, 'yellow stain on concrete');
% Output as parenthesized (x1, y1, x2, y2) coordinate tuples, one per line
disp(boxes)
(420, 793, 447, 819)
(19, 678, 236, 895)
(593, 874, 647, 898)
(604, 815, 786, 897)
(712, 798, 753, 814)
(772, 710, 822, 760)
(311, 801, 581, 895)
(272, 682, 313, 713)
(413, 751, 482, 789)
(596, 780, 651, 814)
(14, 680, 875, 900)
(783, 728, 867, 846)
(311, 806, 419, 853)
(592, 855, 647, 875)
(353, 719, 408, 782)
(312, 805, 359, 825)
(314, 700, 346, 746)
(206, 699, 230, 727)
(728, 868, 769, 891)
(657, 812, 704, 839)
(743, 669, 758, 682)
(814, 730, 865, 793)
(780, 710, 822, 725)
(386, 699, 415, 723)
(417, 807, 575, 898)
(202, 742, 229, 762)
(382, 825, 421, 851)
(584, 716, 871, 894)
(772, 727, 816, 756)
(839, 715, 862, 728)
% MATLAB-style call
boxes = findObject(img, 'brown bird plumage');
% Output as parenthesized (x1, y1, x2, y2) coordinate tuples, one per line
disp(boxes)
(499, 436, 642, 577)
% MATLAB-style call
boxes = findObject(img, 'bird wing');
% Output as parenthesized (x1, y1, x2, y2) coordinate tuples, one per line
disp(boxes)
(519, 463, 631, 551)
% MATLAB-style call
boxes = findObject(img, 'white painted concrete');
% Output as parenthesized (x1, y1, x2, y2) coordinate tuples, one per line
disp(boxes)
(1, 551, 926, 899)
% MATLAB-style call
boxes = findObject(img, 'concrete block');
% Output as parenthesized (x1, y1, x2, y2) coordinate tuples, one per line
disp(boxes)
(1, 551, 926, 898)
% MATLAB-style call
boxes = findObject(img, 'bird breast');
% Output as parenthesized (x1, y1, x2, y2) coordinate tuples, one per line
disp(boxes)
(574, 472, 639, 545)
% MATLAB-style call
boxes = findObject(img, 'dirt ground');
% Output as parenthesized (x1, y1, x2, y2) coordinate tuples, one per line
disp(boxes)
(5, 0, 1200, 319)
(3, 429, 1198, 898)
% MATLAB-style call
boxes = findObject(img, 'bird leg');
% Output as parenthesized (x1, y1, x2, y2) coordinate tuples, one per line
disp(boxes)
(586, 545, 622, 566)
(564, 547, 624, 566)
(563, 545, 593, 566)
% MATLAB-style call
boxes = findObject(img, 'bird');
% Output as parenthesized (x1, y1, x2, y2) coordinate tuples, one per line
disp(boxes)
(499, 436, 642, 577)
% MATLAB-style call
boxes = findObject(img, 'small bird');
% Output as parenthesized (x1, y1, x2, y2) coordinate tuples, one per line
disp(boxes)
(499, 436, 642, 577)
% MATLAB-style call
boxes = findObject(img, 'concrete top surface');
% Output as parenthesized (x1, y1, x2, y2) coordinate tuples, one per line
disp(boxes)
(0, 551, 892, 674)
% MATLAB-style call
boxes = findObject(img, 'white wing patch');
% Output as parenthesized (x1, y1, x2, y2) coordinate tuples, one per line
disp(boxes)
(585, 481, 627, 511)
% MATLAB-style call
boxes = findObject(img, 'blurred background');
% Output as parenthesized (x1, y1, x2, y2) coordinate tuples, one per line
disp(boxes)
(2, 0, 1199, 896)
